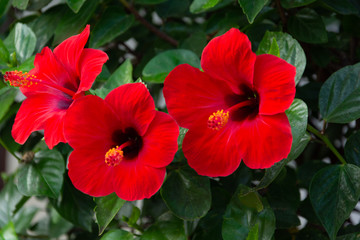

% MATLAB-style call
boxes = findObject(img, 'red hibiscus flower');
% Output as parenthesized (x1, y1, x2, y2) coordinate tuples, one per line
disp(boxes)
(163, 28, 296, 177)
(63, 83, 179, 201)
(4, 25, 108, 149)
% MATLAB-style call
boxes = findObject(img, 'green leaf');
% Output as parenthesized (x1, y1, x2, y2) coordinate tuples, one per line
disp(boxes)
(0, 222, 18, 240)
(337, 232, 360, 240)
(177, 127, 188, 147)
(286, 99, 308, 148)
(95, 193, 126, 235)
(142, 49, 200, 83)
(49, 207, 73, 238)
(13, 207, 37, 234)
(140, 212, 186, 240)
(50, 175, 95, 231)
(100, 229, 135, 240)
(345, 131, 360, 167)
(90, 8, 134, 49)
(53, 0, 98, 45)
(321, 0, 360, 15)
(190, 0, 220, 14)
(319, 63, 360, 123)
(238, 0, 268, 24)
(310, 164, 360, 240)
(222, 185, 275, 240)
(161, 167, 211, 220)
(280, 0, 316, 8)
(1, 56, 35, 74)
(12, 0, 29, 10)
(0, 175, 24, 228)
(288, 8, 328, 44)
(14, 23, 36, 63)
(0, 87, 17, 122)
(66, 0, 86, 13)
(0, 38, 9, 65)
(286, 132, 311, 160)
(0, 0, 11, 18)
(257, 31, 306, 84)
(180, 31, 207, 57)
(16, 150, 65, 198)
(267, 38, 280, 57)
(246, 224, 259, 240)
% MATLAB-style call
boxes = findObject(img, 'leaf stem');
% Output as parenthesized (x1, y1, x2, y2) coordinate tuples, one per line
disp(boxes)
(307, 124, 346, 164)
(119, 0, 178, 47)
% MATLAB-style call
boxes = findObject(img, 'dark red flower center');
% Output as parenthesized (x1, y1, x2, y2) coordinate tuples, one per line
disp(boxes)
(207, 84, 259, 130)
(110, 128, 143, 161)
(4, 70, 76, 97)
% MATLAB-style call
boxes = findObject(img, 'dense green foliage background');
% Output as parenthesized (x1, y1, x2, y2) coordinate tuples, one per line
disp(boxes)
(0, 0, 360, 239)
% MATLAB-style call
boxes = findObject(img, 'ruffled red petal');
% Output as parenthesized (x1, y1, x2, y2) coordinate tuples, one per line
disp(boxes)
(64, 95, 119, 149)
(182, 121, 242, 177)
(163, 64, 233, 129)
(239, 113, 292, 169)
(76, 48, 108, 96)
(201, 28, 256, 93)
(12, 93, 71, 147)
(25, 47, 75, 96)
(53, 25, 90, 81)
(68, 148, 114, 197)
(105, 83, 156, 136)
(112, 162, 166, 201)
(140, 111, 179, 168)
(253, 54, 296, 115)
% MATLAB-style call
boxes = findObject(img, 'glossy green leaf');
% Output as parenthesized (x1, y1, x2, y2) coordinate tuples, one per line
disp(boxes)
(16, 150, 65, 198)
(319, 63, 360, 123)
(0, 222, 18, 240)
(95, 193, 126, 235)
(53, 0, 97, 44)
(66, 0, 86, 13)
(337, 232, 360, 240)
(286, 99, 308, 147)
(238, 0, 268, 24)
(161, 167, 211, 220)
(12, 0, 29, 10)
(140, 212, 186, 240)
(142, 49, 200, 83)
(288, 8, 328, 44)
(50, 175, 95, 231)
(321, 0, 360, 15)
(286, 132, 311, 161)
(0, 87, 17, 122)
(267, 38, 280, 57)
(100, 229, 134, 240)
(13, 207, 37, 234)
(280, 0, 316, 8)
(90, 8, 134, 48)
(48, 207, 73, 238)
(0, 0, 11, 18)
(0, 38, 9, 65)
(0, 176, 24, 228)
(14, 23, 36, 63)
(180, 31, 207, 57)
(310, 164, 360, 240)
(177, 127, 188, 147)
(222, 185, 275, 240)
(257, 31, 306, 84)
(246, 224, 259, 240)
(190, 0, 220, 13)
(345, 131, 360, 167)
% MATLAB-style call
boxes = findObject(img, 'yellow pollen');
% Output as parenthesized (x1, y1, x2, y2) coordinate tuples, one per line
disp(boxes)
(105, 146, 123, 167)
(4, 70, 40, 88)
(207, 109, 229, 130)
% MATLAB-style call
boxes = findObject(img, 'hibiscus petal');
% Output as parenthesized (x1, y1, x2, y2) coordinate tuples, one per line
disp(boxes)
(12, 93, 71, 147)
(201, 28, 256, 92)
(163, 64, 233, 129)
(112, 162, 166, 201)
(140, 111, 179, 168)
(64, 95, 119, 149)
(182, 121, 242, 177)
(240, 113, 293, 169)
(44, 111, 67, 149)
(76, 48, 109, 96)
(104, 83, 156, 136)
(53, 25, 90, 80)
(24, 47, 75, 96)
(68, 148, 114, 197)
(253, 54, 296, 115)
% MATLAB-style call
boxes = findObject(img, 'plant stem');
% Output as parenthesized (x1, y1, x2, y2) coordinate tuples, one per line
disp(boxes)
(307, 124, 347, 165)
(119, 0, 178, 47)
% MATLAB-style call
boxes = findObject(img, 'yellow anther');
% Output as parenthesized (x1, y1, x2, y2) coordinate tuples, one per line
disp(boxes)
(207, 109, 229, 130)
